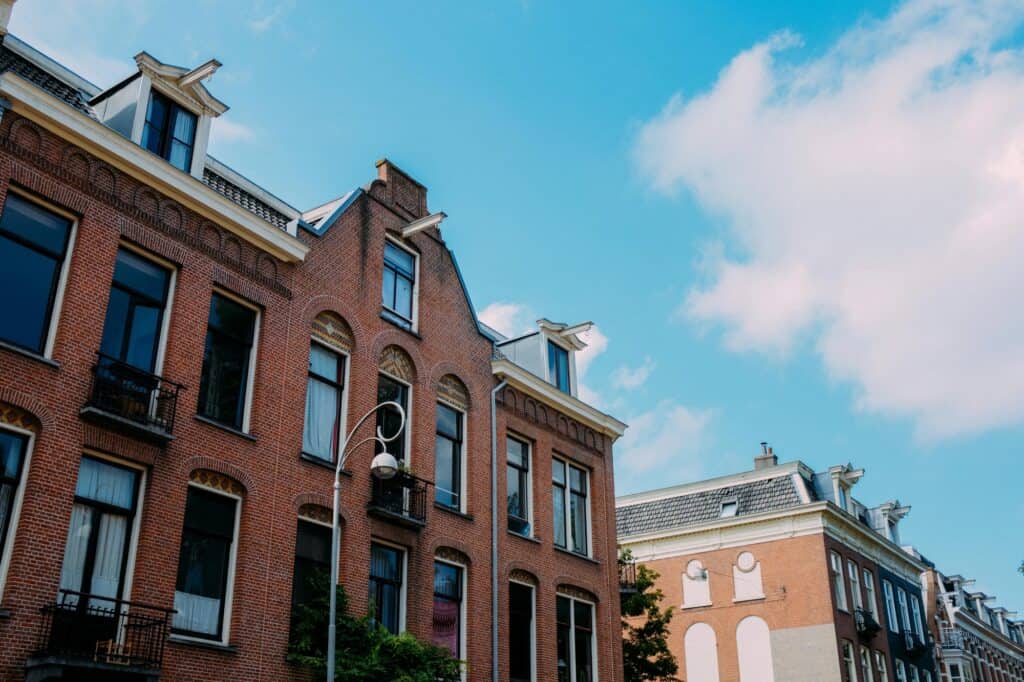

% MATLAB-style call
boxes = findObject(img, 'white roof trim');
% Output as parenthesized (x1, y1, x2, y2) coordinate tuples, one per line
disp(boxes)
(400, 211, 446, 237)
(0, 72, 308, 262)
(5, 34, 100, 95)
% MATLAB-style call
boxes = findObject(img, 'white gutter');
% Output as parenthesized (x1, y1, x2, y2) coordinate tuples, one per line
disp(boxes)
(490, 379, 507, 682)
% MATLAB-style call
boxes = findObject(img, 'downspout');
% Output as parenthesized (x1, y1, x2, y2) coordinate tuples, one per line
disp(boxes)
(490, 378, 508, 682)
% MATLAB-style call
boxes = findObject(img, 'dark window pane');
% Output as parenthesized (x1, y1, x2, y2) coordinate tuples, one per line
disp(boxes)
(376, 375, 408, 458)
(435, 436, 458, 508)
(0, 233, 62, 352)
(432, 562, 462, 657)
(509, 583, 534, 682)
(1, 194, 71, 254)
(548, 341, 570, 392)
(507, 437, 526, 468)
(369, 543, 403, 634)
(208, 294, 256, 342)
(571, 491, 588, 555)
(557, 597, 571, 682)
(142, 93, 169, 155)
(0, 431, 27, 559)
(183, 487, 237, 538)
(198, 294, 257, 429)
(291, 520, 331, 629)
(112, 249, 169, 302)
(295, 521, 331, 564)
(554, 484, 567, 547)
(552, 459, 566, 484)
(570, 466, 586, 493)
(176, 531, 229, 599)
(99, 287, 131, 358)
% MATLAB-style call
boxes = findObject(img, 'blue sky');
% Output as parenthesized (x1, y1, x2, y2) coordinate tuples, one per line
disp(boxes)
(13, 1, 1024, 608)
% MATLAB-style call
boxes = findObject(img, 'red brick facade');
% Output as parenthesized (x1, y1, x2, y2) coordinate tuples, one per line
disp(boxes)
(0, 106, 623, 682)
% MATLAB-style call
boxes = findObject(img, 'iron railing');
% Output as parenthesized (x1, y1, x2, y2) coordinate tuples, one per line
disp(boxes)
(619, 560, 638, 594)
(369, 472, 428, 525)
(87, 352, 184, 436)
(941, 627, 965, 650)
(36, 590, 175, 670)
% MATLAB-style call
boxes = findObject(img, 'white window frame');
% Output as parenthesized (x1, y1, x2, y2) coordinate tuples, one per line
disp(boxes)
(848, 560, 863, 610)
(910, 596, 925, 640)
(371, 538, 408, 634)
(1, 188, 80, 359)
(382, 236, 419, 333)
(204, 287, 261, 434)
(544, 338, 574, 394)
(509, 579, 537, 682)
(304, 338, 350, 462)
(380, 370, 413, 465)
(0, 423, 36, 601)
(506, 433, 533, 537)
(831, 551, 848, 612)
(434, 557, 467, 681)
(861, 645, 875, 682)
(553, 456, 592, 557)
(115, 242, 178, 378)
(874, 651, 889, 682)
(863, 569, 879, 621)
(948, 663, 963, 682)
(558, 593, 598, 682)
(909, 664, 919, 682)
(883, 580, 899, 632)
(895, 659, 907, 682)
(173, 480, 242, 646)
(897, 587, 912, 633)
(842, 640, 857, 682)
(435, 399, 467, 513)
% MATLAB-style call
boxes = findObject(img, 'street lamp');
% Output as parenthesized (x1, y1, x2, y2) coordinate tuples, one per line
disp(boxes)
(327, 400, 405, 682)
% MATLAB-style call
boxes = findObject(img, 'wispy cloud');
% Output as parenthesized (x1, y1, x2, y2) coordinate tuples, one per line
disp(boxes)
(612, 357, 656, 391)
(575, 325, 608, 407)
(478, 302, 536, 338)
(208, 117, 257, 151)
(248, 0, 295, 34)
(615, 402, 714, 491)
(636, 0, 1024, 440)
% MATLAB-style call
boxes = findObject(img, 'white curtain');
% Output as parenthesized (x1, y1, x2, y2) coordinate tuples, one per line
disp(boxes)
(89, 513, 128, 604)
(173, 591, 221, 635)
(59, 504, 93, 605)
(303, 377, 338, 459)
(76, 458, 135, 509)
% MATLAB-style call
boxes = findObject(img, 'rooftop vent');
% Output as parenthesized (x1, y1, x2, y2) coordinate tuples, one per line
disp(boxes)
(754, 442, 778, 470)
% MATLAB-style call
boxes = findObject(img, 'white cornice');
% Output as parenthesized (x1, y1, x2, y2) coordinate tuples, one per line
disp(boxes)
(492, 358, 627, 439)
(0, 73, 308, 262)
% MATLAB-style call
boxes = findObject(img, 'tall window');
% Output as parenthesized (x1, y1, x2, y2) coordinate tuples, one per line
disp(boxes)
(910, 596, 925, 640)
(883, 580, 899, 631)
(434, 403, 463, 510)
(381, 241, 415, 329)
(141, 90, 197, 172)
(198, 292, 258, 430)
(874, 651, 889, 682)
(0, 193, 73, 354)
(948, 664, 963, 682)
(897, 587, 912, 634)
(173, 486, 239, 640)
(864, 569, 879, 621)
(909, 665, 920, 682)
(848, 560, 863, 610)
(376, 375, 409, 461)
(556, 595, 594, 682)
(509, 582, 535, 682)
(895, 660, 907, 682)
(861, 646, 874, 682)
(303, 344, 345, 461)
(842, 641, 856, 682)
(369, 543, 404, 634)
(0, 430, 28, 577)
(99, 247, 171, 378)
(432, 561, 463, 658)
(290, 520, 331, 640)
(831, 551, 848, 612)
(506, 436, 531, 536)
(58, 457, 140, 606)
(553, 459, 589, 556)
(547, 341, 570, 393)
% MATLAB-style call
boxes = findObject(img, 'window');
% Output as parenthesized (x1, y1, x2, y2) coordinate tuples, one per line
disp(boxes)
(58, 457, 140, 607)
(864, 569, 879, 621)
(861, 646, 874, 682)
(910, 596, 925, 640)
(376, 374, 409, 462)
(719, 499, 738, 518)
(909, 665, 919, 682)
(831, 551, 849, 612)
(507, 436, 531, 536)
(895, 660, 907, 682)
(303, 343, 346, 461)
(509, 582, 535, 682)
(556, 595, 594, 682)
(434, 403, 463, 510)
(553, 459, 589, 555)
(922, 671, 931, 682)
(883, 580, 899, 631)
(848, 560, 863, 610)
(290, 520, 331, 641)
(173, 485, 239, 640)
(842, 640, 857, 682)
(547, 341, 570, 393)
(369, 543, 404, 634)
(197, 292, 258, 431)
(0, 430, 28, 595)
(0, 193, 73, 354)
(874, 651, 889, 682)
(99, 247, 171, 372)
(897, 587, 912, 633)
(949, 664, 963, 682)
(381, 241, 416, 329)
(432, 561, 464, 659)
(141, 89, 197, 172)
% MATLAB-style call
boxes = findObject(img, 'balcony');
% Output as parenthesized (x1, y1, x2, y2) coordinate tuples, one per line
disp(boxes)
(940, 627, 965, 651)
(619, 559, 638, 596)
(26, 590, 175, 682)
(80, 353, 184, 445)
(367, 471, 428, 529)
(904, 631, 930, 656)
(855, 609, 881, 638)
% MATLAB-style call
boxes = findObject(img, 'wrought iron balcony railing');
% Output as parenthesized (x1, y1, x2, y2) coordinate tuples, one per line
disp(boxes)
(855, 609, 882, 638)
(619, 560, 638, 595)
(84, 352, 184, 441)
(35, 590, 175, 670)
(940, 627, 965, 650)
(368, 472, 428, 528)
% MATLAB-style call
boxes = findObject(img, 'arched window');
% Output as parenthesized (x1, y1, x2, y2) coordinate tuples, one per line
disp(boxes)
(684, 622, 720, 682)
(736, 616, 774, 682)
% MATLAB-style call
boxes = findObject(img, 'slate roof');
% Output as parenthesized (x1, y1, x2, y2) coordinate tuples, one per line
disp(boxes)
(616, 474, 805, 538)
(0, 45, 95, 117)
(202, 167, 292, 230)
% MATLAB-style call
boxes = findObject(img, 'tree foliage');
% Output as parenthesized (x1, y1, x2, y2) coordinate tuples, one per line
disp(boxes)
(620, 548, 680, 682)
(288, 571, 462, 682)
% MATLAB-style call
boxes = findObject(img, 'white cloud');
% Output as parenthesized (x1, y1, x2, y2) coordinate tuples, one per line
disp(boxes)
(575, 325, 608, 406)
(478, 302, 536, 338)
(208, 118, 257, 150)
(615, 402, 714, 489)
(636, 0, 1024, 440)
(248, 1, 295, 34)
(612, 357, 656, 391)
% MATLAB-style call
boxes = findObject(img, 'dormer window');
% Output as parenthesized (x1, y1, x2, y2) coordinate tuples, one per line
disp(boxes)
(547, 341, 570, 393)
(141, 90, 197, 172)
(720, 499, 738, 518)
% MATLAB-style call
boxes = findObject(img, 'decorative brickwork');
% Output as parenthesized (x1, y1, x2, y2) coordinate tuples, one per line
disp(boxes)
(298, 503, 331, 525)
(379, 344, 415, 383)
(312, 311, 354, 352)
(189, 468, 246, 497)
(435, 546, 470, 566)
(437, 374, 470, 411)
(498, 385, 605, 454)
(509, 569, 538, 586)
(0, 400, 40, 433)
(557, 584, 599, 603)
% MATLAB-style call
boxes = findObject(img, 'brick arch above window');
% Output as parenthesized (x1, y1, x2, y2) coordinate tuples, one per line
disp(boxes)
(0, 400, 41, 433)
(312, 311, 355, 353)
(0, 388, 52, 431)
(509, 568, 539, 586)
(556, 583, 599, 603)
(435, 546, 471, 566)
(184, 456, 253, 494)
(298, 503, 332, 525)
(379, 344, 416, 383)
(437, 374, 471, 411)
(190, 469, 246, 497)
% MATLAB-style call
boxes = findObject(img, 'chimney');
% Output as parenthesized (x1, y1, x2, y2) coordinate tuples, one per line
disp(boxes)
(375, 158, 428, 219)
(754, 442, 778, 470)
(0, 0, 15, 36)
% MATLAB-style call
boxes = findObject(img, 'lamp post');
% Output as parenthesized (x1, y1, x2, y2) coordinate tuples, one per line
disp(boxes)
(327, 400, 405, 682)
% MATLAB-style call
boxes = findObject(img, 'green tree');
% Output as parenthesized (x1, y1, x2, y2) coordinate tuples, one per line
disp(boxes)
(288, 571, 462, 682)
(620, 548, 680, 682)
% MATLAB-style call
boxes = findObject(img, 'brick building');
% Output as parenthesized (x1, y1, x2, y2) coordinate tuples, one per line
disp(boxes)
(616, 446, 937, 682)
(0, 7, 626, 681)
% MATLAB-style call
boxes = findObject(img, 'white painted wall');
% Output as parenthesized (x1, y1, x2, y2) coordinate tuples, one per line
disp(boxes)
(737, 616, 775, 682)
(684, 622, 721, 682)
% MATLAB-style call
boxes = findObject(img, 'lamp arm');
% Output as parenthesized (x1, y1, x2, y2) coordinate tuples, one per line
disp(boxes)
(335, 401, 406, 479)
